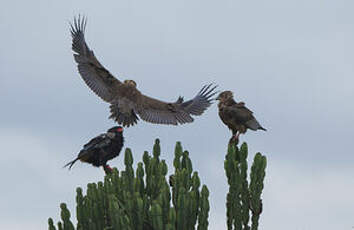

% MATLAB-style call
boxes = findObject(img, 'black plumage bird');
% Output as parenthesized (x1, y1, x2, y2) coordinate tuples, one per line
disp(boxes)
(64, 126, 124, 172)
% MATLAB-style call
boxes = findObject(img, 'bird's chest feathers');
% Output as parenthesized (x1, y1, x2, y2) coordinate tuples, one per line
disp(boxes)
(218, 103, 237, 126)
(113, 85, 141, 113)
(219, 110, 230, 124)
(110, 136, 124, 150)
(218, 105, 229, 123)
(118, 85, 140, 101)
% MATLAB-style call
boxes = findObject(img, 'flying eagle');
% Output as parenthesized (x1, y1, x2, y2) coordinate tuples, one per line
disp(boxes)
(70, 16, 217, 127)
(216, 91, 266, 142)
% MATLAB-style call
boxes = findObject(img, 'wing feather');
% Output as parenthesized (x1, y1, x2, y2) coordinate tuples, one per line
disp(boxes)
(224, 104, 254, 123)
(71, 16, 121, 102)
(180, 83, 218, 115)
(82, 134, 106, 151)
(135, 84, 216, 125)
(71, 16, 216, 127)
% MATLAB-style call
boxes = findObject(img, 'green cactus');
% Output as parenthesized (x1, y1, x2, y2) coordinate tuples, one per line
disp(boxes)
(50, 140, 266, 230)
(48, 218, 56, 230)
(225, 142, 267, 230)
(50, 139, 210, 230)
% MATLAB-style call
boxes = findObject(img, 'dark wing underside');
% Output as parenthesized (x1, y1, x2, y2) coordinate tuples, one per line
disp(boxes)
(135, 84, 217, 125)
(71, 16, 121, 102)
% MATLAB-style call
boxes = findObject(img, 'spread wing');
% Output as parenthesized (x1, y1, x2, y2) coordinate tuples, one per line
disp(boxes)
(71, 16, 217, 126)
(135, 84, 217, 125)
(71, 16, 121, 102)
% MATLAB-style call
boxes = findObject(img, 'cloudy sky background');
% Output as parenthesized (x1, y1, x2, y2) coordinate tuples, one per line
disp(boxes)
(1, 0, 354, 229)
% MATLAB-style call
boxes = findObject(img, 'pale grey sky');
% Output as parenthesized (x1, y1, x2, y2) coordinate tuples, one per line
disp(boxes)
(1, 0, 354, 229)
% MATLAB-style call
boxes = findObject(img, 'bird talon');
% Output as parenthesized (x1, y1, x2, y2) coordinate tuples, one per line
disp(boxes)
(229, 135, 239, 145)
(103, 165, 113, 174)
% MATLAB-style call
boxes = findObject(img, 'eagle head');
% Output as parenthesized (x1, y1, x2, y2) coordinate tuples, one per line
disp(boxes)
(107, 126, 123, 133)
(107, 126, 123, 138)
(123, 80, 137, 88)
(216, 91, 233, 102)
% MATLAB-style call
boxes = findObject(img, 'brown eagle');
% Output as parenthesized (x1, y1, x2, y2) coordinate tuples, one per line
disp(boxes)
(216, 91, 266, 142)
(70, 16, 217, 127)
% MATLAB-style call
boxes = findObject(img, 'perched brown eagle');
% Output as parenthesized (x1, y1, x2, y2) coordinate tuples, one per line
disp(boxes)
(70, 16, 217, 127)
(216, 91, 266, 142)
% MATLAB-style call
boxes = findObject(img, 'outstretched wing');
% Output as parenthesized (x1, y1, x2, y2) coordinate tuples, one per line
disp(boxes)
(135, 84, 217, 125)
(180, 84, 218, 115)
(71, 16, 121, 102)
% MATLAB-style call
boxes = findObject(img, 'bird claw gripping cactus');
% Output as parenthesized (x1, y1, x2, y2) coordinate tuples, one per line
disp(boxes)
(49, 139, 210, 230)
(224, 142, 267, 230)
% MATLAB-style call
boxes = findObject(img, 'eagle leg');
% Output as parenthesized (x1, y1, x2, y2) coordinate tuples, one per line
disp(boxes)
(235, 132, 240, 140)
(103, 164, 113, 174)
(229, 132, 240, 145)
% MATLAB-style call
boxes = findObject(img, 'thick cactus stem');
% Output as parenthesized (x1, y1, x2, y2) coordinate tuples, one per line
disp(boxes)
(225, 142, 267, 230)
(50, 140, 267, 230)
(50, 140, 210, 230)
(48, 218, 56, 230)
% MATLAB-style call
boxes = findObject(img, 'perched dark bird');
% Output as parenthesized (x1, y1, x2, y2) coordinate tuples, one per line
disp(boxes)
(216, 91, 266, 142)
(64, 126, 124, 172)
(70, 16, 217, 127)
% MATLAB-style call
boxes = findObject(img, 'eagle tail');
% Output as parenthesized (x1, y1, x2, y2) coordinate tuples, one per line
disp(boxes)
(246, 118, 266, 131)
(109, 104, 139, 127)
(63, 158, 79, 170)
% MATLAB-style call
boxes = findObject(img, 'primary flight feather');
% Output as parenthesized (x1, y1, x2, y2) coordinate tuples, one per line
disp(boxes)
(70, 16, 217, 127)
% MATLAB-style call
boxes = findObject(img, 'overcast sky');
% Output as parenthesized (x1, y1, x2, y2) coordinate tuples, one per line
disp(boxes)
(1, 0, 354, 229)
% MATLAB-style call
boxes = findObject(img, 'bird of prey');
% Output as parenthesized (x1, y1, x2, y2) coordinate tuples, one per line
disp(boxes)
(216, 91, 266, 143)
(64, 126, 124, 173)
(70, 16, 217, 127)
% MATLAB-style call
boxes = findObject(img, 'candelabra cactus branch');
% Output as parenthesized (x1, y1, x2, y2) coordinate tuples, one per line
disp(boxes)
(49, 140, 267, 230)
(49, 139, 210, 230)
(225, 142, 267, 230)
